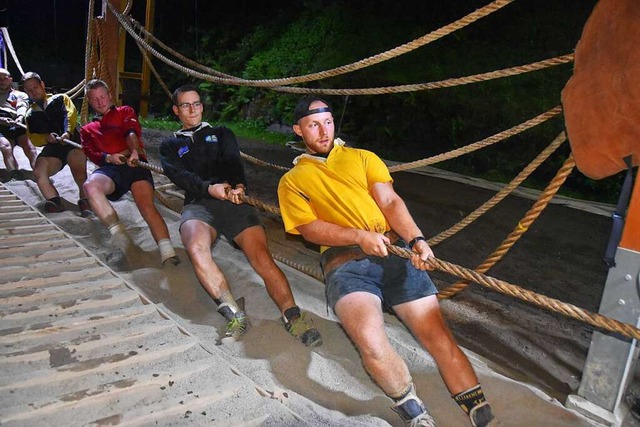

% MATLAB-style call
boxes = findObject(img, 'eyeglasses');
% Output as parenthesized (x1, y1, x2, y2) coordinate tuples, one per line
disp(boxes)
(177, 101, 203, 111)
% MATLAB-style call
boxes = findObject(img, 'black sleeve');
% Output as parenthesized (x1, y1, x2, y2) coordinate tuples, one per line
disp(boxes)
(217, 127, 247, 188)
(159, 138, 211, 197)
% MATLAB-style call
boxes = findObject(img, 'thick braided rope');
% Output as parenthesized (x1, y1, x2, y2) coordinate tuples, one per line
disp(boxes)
(274, 54, 573, 95)
(133, 159, 284, 216)
(65, 79, 86, 99)
(139, 139, 638, 343)
(108, 0, 513, 88)
(387, 244, 640, 341)
(271, 252, 324, 282)
(240, 152, 291, 172)
(122, 0, 133, 16)
(130, 19, 237, 79)
(95, 17, 117, 102)
(439, 147, 575, 298)
(135, 39, 173, 98)
(152, 183, 321, 280)
(428, 132, 566, 246)
(0, 27, 25, 76)
(81, 19, 98, 123)
(241, 106, 562, 175)
(389, 106, 562, 173)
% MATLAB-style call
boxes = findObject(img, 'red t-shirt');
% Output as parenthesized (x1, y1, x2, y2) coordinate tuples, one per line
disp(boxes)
(80, 105, 143, 165)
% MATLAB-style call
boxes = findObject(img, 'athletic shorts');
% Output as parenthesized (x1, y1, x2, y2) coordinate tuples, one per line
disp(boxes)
(324, 239, 438, 310)
(38, 143, 79, 168)
(93, 163, 154, 201)
(180, 198, 262, 243)
(0, 125, 26, 140)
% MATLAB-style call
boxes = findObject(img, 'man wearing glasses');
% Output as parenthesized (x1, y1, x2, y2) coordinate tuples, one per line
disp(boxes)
(80, 79, 179, 266)
(159, 84, 322, 345)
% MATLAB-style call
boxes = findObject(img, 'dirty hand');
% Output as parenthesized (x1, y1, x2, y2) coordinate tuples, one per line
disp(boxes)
(47, 133, 60, 144)
(411, 239, 434, 271)
(209, 183, 231, 200)
(227, 185, 245, 205)
(357, 231, 390, 257)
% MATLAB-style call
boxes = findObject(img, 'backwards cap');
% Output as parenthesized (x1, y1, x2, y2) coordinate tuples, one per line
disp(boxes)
(293, 97, 332, 123)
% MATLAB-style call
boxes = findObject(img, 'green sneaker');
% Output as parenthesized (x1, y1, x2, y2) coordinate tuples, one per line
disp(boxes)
(218, 304, 249, 338)
(225, 311, 249, 338)
(285, 310, 322, 347)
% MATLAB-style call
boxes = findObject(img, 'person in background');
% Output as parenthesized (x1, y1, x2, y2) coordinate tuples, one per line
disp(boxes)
(80, 79, 179, 266)
(22, 71, 91, 216)
(0, 68, 37, 180)
(159, 84, 322, 345)
(278, 97, 495, 427)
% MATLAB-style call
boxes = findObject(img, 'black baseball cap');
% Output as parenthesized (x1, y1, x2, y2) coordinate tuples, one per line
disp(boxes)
(293, 97, 332, 123)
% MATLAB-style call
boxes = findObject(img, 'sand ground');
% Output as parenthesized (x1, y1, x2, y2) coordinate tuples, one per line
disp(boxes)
(2, 129, 637, 426)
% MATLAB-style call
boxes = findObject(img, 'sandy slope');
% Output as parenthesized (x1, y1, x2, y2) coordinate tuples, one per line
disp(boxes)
(3, 129, 633, 425)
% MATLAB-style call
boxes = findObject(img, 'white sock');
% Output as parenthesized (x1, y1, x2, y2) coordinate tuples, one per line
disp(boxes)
(158, 238, 177, 263)
(108, 222, 126, 236)
(108, 222, 134, 251)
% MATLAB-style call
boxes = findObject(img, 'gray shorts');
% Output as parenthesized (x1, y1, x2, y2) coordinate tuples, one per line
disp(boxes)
(180, 198, 262, 242)
(324, 240, 438, 310)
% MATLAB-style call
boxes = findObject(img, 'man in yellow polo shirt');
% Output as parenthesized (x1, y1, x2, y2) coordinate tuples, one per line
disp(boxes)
(278, 97, 495, 427)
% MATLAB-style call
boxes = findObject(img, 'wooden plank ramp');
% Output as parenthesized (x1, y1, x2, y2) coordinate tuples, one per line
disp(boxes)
(0, 184, 302, 426)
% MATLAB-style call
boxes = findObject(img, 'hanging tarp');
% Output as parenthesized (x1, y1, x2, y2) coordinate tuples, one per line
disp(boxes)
(561, 0, 640, 180)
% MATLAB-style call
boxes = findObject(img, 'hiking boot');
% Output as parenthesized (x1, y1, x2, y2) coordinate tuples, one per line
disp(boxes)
(218, 304, 250, 338)
(469, 401, 494, 427)
(43, 199, 63, 213)
(392, 388, 436, 427)
(284, 308, 322, 347)
(77, 198, 93, 218)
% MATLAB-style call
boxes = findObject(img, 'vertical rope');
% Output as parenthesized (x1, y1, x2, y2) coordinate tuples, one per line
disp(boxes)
(95, 17, 117, 102)
(82, 0, 96, 123)
(0, 27, 24, 76)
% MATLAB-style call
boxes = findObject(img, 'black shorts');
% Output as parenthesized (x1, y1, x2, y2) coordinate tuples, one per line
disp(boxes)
(93, 163, 154, 201)
(180, 198, 262, 242)
(0, 125, 26, 140)
(38, 143, 79, 168)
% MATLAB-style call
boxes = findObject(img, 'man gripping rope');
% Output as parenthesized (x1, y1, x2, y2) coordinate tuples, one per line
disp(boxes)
(159, 84, 322, 345)
(0, 68, 37, 180)
(22, 71, 92, 216)
(278, 97, 495, 427)
(80, 79, 179, 266)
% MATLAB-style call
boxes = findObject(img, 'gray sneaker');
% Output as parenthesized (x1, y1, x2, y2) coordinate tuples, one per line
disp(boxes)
(392, 387, 436, 427)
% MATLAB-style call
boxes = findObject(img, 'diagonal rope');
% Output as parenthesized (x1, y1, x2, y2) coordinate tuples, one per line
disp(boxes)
(108, 0, 514, 87)
(386, 244, 640, 341)
(428, 131, 566, 246)
(438, 142, 574, 298)
(135, 39, 172, 99)
(273, 54, 574, 95)
(389, 106, 562, 172)
(129, 19, 236, 80)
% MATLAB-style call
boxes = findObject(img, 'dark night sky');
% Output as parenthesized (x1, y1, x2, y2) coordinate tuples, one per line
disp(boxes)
(0, 1, 598, 90)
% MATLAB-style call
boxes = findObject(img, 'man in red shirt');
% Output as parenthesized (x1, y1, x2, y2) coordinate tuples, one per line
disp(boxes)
(80, 79, 178, 266)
